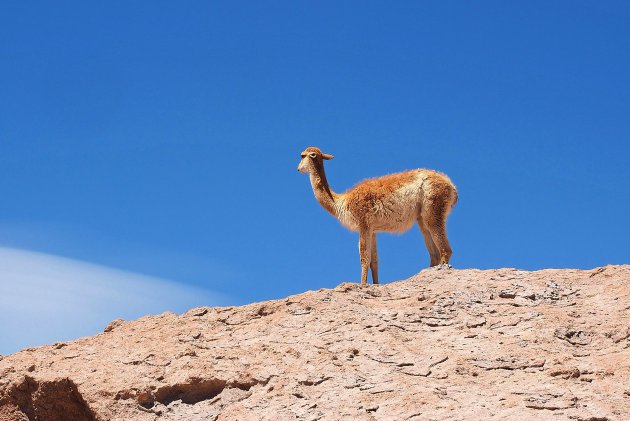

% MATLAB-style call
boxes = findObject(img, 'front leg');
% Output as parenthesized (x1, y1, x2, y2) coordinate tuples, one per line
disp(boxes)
(370, 232, 379, 284)
(358, 230, 372, 285)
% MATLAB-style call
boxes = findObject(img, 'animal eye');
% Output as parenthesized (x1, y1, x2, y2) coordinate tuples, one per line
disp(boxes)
(309, 153, 317, 158)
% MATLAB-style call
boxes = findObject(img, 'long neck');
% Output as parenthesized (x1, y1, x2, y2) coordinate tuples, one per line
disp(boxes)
(309, 161, 338, 216)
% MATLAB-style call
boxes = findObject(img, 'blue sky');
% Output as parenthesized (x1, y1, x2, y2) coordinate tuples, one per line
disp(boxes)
(1, 1, 629, 354)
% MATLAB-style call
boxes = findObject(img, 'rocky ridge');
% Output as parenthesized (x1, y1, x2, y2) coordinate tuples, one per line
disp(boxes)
(1, 265, 629, 420)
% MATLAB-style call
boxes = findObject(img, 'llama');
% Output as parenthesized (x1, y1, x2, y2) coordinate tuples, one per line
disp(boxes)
(298, 146, 458, 285)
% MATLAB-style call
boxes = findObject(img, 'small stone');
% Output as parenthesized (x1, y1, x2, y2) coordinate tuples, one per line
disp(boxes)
(554, 328, 592, 346)
(465, 317, 486, 328)
(499, 290, 517, 299)
(185, 307, 209, 317)
(104, 319, 125, 333)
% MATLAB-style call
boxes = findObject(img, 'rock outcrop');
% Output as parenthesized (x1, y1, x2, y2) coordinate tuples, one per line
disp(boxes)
(1, 266, 629, 420)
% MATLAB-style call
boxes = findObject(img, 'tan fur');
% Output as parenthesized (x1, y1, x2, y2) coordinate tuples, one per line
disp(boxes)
(298, 147, 457, 284)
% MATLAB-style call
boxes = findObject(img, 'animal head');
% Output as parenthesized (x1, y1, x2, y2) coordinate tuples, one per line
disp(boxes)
(297, 147, 334, 173)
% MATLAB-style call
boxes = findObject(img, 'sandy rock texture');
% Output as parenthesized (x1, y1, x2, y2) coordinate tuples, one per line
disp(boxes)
(1, 265, 629, 420)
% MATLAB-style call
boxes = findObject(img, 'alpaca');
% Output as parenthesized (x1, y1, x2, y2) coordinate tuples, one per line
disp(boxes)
(298, 146, 458, 285)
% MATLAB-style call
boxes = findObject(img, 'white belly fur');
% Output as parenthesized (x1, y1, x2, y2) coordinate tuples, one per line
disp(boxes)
(372, 175, 424, 233)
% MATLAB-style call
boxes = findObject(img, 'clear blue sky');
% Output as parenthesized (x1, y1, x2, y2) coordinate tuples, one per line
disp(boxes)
(1, 2, 629, 353)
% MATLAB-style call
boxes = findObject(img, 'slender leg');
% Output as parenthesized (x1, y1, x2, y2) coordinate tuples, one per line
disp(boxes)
(370, 233, 379, 284)
(417, 217, 439, 267)
(422, 203, 453, 266)
(358, 230, 372, 285)
(430, 223, 452, 265)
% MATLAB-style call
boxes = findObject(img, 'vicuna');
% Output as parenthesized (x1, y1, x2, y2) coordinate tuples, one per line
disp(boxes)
(298, 147, 458, 284)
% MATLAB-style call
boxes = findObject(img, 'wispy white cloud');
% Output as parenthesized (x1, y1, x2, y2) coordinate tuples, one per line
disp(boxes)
(0, 247, 228, 355)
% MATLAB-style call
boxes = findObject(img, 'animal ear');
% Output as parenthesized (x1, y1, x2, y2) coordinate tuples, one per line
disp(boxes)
(322, 153, 334, 160)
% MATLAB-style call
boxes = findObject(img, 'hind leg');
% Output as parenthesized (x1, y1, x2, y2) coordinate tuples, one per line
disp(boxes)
(430, 223, 452, 265)
(417, 217, 439, 267)
(422, 203, 453, 266)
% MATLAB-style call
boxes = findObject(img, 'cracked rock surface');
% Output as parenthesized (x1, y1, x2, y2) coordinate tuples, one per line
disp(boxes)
(1, 265, 629, 420)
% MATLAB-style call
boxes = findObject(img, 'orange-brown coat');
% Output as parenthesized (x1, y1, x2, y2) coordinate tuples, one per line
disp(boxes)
(298, 147, 457, 284)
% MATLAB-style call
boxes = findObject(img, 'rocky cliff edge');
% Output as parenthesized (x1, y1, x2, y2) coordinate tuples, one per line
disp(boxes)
(1, 265, 629, 420)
